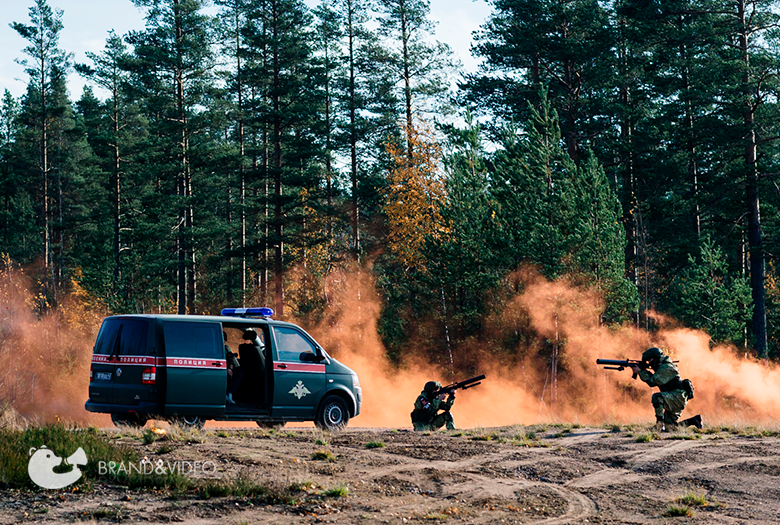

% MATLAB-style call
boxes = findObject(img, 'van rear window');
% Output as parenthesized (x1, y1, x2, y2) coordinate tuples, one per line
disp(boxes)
(94, 319, 150, 356)
(162, 321, 221, 358)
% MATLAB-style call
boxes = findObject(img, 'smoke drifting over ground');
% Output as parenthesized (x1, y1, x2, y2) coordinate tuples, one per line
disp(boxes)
(3, 260, 779, 428)
(313, 267, 780, 428)
(0, 261, 107, 425)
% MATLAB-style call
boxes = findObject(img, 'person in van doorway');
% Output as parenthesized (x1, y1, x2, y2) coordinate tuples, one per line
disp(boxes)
(242, 330, 266, 374)
(410, 381, 455, 431)
(224, 331, 243, 404)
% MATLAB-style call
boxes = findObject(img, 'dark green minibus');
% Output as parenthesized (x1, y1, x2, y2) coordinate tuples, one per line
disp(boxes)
(85, 308, 362, 430)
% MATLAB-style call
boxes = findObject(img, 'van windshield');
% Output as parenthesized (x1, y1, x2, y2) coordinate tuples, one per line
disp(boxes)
(94, 319, 150, 356)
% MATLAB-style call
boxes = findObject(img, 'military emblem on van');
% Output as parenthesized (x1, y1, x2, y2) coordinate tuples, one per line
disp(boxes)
(289, 381, 311, 400)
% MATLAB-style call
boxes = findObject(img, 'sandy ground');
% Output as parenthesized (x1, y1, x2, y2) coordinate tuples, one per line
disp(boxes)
(3, 423, 780, 524)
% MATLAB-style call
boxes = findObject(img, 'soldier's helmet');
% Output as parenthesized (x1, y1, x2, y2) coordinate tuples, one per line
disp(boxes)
(424, 381, 441, 395)
(642, 347, 664, 363)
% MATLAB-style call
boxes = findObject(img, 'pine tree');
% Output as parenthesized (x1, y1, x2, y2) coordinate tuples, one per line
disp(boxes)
(213, 0, 255, 306)
(668, 238, 751, 346)
(11, 0, 74, 304)
(720, 0, 780, 357)
(332, 0, 399, 258)
(243, 0, 322, 316)
(0, 91, 30, 260)
(76, 31, 147, 301)
(125, 0, 215, 314)
(464, 0, 614, 162)
(436, 113, 502, 339)
(376, 0, 455, 158)
(490, 92, 636, 319)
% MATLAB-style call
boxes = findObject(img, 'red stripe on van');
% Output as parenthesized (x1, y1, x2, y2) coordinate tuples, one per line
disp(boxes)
(91, 355, 226, 369)
(92, 355, 156, 366)
(273, 363, 326, 373)
(162, 358, 227, 369)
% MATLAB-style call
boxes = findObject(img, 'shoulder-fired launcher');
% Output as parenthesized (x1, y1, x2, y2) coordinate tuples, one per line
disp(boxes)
(433, 374, 486, 397)
(596, 359, 647, 379)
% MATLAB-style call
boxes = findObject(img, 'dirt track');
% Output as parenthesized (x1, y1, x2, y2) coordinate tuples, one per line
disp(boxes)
(3, 424, 780, 524)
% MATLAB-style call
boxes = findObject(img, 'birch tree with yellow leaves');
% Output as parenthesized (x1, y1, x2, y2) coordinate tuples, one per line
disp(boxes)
(383, 121, 448, 272)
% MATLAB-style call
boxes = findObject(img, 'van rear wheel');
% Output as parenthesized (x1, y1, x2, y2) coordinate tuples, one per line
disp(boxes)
(111, 413, 148, 428)
(170, 416, 206, 430)
(315, 395, 349, 431)
(256, 421, 286, 429)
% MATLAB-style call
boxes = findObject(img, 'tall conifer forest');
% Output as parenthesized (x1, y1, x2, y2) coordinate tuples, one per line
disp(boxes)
(3, 0, 780, 366)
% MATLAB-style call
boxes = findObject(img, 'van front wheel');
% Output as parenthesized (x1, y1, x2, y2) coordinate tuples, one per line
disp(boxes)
(170, 416, 206, 430)
(315, 395, 349, 431)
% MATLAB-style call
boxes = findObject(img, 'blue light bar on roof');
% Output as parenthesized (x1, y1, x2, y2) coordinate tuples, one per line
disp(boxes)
(221, 307, 275, 318)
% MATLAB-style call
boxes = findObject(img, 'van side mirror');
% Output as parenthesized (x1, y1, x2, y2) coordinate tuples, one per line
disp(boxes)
(299, 352, 324, 363)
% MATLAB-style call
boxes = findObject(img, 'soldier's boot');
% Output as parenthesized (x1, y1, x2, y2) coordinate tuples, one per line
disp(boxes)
(653, 418, 666, 432)
(680, 414, 703, 429)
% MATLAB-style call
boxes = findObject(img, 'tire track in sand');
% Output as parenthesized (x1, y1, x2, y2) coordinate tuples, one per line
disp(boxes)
(356, 449, 597, 524)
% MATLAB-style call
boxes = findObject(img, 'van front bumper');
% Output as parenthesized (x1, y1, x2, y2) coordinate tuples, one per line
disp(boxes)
(85, 400, 163, 415)
(354, 386, 362, 416)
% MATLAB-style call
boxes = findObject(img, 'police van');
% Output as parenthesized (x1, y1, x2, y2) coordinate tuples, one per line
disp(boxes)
(85, 308, 362, 430)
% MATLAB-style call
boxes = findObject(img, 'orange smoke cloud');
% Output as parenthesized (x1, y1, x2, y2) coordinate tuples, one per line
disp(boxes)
(658, 328, 780, 424)
(0, 261, 107, 425)
(308, 266, 780, 428)
(6, 256, 779, 429)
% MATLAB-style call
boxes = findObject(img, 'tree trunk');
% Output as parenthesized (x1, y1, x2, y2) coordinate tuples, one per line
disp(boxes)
(400, 0, 413, 159)
(272, 0, 284, 316)
(112, 87, 122, 287)
(738, 0, 767, 357)
(40, 47, 51, 307)
(347, 0, 360, 258)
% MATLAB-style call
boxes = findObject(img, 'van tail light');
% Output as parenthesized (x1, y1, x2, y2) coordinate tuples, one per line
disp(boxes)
(90, 363, 94, 380)
(142, 367, 156, 385)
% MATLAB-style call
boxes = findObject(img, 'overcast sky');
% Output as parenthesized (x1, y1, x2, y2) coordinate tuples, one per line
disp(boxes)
(1, 0, 493, 101)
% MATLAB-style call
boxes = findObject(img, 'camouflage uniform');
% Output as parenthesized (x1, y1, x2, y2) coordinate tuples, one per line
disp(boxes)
(637, 354, 688, 425)
(411, 382, 455, 431)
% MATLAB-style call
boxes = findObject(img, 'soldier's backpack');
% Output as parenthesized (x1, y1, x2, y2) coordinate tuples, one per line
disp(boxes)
(682, 379, 694, 400)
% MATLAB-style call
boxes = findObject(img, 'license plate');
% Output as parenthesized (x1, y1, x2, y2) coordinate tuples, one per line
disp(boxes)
(95, 372, 112, 381)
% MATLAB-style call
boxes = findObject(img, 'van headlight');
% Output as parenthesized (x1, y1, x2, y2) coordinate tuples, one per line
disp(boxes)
(352, 373, 360, 388)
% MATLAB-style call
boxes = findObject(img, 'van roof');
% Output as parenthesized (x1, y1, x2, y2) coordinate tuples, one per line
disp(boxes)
(105, 313, 299, 329)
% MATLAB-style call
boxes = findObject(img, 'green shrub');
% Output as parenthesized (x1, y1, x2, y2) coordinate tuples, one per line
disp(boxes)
(311, 450, 335, 462)
(676, 491, 708, 507)
(664, 505, 694, 517)
(0, 424, 136, 489)
(634, 432, 656, 443)
(198, 475, 268, 499)
(322, 483, 349, 497)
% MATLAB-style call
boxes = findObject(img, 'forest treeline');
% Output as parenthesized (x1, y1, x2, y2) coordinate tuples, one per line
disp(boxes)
(1, 0, 779, 367)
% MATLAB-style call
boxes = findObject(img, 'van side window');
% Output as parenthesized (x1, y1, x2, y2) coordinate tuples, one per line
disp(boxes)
(163, 322, 221, 358)
(94, 319, 150, 356)
(273, 327, 316, 362)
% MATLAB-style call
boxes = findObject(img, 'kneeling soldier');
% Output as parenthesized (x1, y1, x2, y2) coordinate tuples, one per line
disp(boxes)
(411, 381, 455, 431)
(630, 347, 701, 431)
